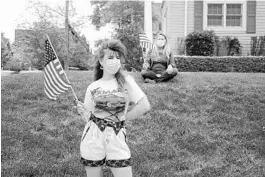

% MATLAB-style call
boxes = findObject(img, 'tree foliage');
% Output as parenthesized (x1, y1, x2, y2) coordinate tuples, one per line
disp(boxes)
(114, 24, 143, 71)
(185, 30, 217, 56)
(15, 0, 92, 70)
(69, 35, 94, 70)
(90, 1, 160, 31)
(1, 33, 12, 68)
(90, 1, 161, 71)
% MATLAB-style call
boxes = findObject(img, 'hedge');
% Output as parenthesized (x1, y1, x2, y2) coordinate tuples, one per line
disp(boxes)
(174, 56, 265, 73)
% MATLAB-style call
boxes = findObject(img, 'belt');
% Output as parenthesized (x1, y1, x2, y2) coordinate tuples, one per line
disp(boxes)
(90, 114, 125, 135)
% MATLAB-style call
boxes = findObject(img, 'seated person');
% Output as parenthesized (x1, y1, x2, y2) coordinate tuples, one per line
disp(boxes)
(141, 33, 178, 83)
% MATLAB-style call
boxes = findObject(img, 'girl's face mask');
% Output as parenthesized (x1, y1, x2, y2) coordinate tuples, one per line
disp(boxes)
(103, 50, 121, 74)
(105, 59, 121, 74)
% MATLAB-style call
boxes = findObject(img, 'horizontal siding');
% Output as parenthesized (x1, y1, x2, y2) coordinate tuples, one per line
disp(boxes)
(168, 1, 185, 36)
(208, 1, 265, 55)
(256, 1, 265, 35)
(167, 1, 185, 54)
(187, 0, 194, 34)
(163, 0, 265, 55)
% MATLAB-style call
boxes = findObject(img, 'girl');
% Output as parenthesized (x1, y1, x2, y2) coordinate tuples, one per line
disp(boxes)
(77, 39, 150, 177)
(141, 32, 178, 83)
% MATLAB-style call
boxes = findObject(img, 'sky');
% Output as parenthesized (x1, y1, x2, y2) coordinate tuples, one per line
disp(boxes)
(0, 0, 162, 49)
(0, 0, 113, 49)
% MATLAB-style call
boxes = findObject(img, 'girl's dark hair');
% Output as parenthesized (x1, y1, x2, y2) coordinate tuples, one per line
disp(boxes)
(94, 39, 127, 88)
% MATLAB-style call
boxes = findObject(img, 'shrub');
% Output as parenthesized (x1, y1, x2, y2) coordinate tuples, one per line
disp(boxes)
(251, 36, 265, 56)
(70, 52, 94, 71)
(219, 36, 242, 56)
(175, 56, 265, 73)
(185, 30, 218, 56)
(4, 60, 23, 72)
(32, 57, 46, 70)
(176, 37, 185, 55)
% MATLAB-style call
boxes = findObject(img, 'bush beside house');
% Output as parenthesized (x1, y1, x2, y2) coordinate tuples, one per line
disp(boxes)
(251, 36, 265, 56)
(185, 30, 243, 57)
(3, 60, 23, 72)
(185, 30, 216, 56)
(176, 30, 265, 73)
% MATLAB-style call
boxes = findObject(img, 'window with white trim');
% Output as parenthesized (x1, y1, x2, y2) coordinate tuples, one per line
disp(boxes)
(226, 4, 242, 26)
(207, 3, 242, 27)
(208, 4, 223, 26)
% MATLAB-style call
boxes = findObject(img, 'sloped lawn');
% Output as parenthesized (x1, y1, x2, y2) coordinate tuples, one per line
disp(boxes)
(1, 71, 265, 177)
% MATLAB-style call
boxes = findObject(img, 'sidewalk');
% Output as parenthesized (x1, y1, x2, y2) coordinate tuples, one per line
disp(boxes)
(1, 70, 42, 77)
(1, 71, 16, 76)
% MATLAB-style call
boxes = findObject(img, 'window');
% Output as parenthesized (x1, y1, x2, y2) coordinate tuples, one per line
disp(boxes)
(208, 4, 223, 26)
(207, 3, 242, 27)
(226, 4, 242, 26)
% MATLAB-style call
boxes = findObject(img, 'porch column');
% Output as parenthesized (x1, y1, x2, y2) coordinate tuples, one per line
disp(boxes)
(144, 1, 153, 42)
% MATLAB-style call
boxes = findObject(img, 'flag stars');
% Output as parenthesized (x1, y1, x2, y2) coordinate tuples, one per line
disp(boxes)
(44, 40, 57, 65)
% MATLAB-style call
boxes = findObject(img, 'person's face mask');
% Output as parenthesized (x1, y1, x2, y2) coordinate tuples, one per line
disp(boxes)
(156, 35, 166, 47)
(105, 58, 121, 74)
(157, 41, 165, 47)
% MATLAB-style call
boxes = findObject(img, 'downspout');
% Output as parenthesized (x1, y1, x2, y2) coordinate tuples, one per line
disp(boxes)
(184, 0, 188, 55)
(184, 0, 188, 37)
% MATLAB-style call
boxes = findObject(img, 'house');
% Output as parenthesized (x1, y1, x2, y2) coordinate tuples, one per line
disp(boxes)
(161, 0, 265, 55)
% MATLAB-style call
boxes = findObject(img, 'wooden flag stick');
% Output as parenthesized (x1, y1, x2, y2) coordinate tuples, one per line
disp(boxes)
(46, 34, 79, 104)
(68, 24, 90, 54)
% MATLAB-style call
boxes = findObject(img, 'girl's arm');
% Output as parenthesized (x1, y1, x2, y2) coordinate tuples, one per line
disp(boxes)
(142, 49, 152, 70)
(169, 51, 176, 68)
(77, 85, 94, 122)
(125, 96, 150, 120)
(123, 75, 151, 120)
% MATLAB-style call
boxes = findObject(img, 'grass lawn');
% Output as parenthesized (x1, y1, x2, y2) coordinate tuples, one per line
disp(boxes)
(1, 71, 265, 177)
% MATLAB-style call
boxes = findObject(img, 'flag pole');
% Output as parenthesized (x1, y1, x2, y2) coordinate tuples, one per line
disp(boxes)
(46, 34, 79, 104)
(65, 0, 69, 70)
(68, 24, 90, 54)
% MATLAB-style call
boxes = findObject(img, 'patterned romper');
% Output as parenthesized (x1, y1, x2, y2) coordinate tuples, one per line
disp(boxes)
(80, 75, 145, 168)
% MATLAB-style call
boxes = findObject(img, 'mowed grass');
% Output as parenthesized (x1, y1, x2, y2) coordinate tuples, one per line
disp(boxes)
(1, 71, 265, 177)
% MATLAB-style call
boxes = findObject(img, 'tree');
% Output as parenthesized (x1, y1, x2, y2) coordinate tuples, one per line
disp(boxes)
(90, 1, 160, 31)
(90, 1, 161, 71)
(94, 39, 107, 48)
(16, 0, 91, 70)
(69, 35, 94, 70)
(114, 24, 143, 71)
(1, 33, 12, 68)
(12, 23, 66, 70)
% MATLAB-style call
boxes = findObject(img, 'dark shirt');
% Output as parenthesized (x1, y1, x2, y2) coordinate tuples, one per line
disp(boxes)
(143, 48, 176, 73)
(152, 61, 167, 74)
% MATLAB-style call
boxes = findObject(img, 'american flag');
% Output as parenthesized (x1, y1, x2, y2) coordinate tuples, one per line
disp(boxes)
(44, 38, 71, 100)
(139, 33, 153, 52)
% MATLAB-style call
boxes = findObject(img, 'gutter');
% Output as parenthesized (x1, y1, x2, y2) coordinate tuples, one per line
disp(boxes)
(184, 0, 188, 37)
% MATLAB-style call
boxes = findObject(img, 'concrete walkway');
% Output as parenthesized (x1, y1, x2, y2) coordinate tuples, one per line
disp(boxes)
(1, 70, 42, 77)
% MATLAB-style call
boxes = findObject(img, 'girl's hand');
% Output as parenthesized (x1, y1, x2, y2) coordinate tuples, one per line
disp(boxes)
(166, 64, 173, 74)
(142, 63, 149, 70)
(77, 101, 86, 115)
(77, 101, 91, 122)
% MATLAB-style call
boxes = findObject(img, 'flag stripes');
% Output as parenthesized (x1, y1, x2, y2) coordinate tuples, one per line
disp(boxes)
(139, 33, 153, 52)
(44, 38, 71, 100)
